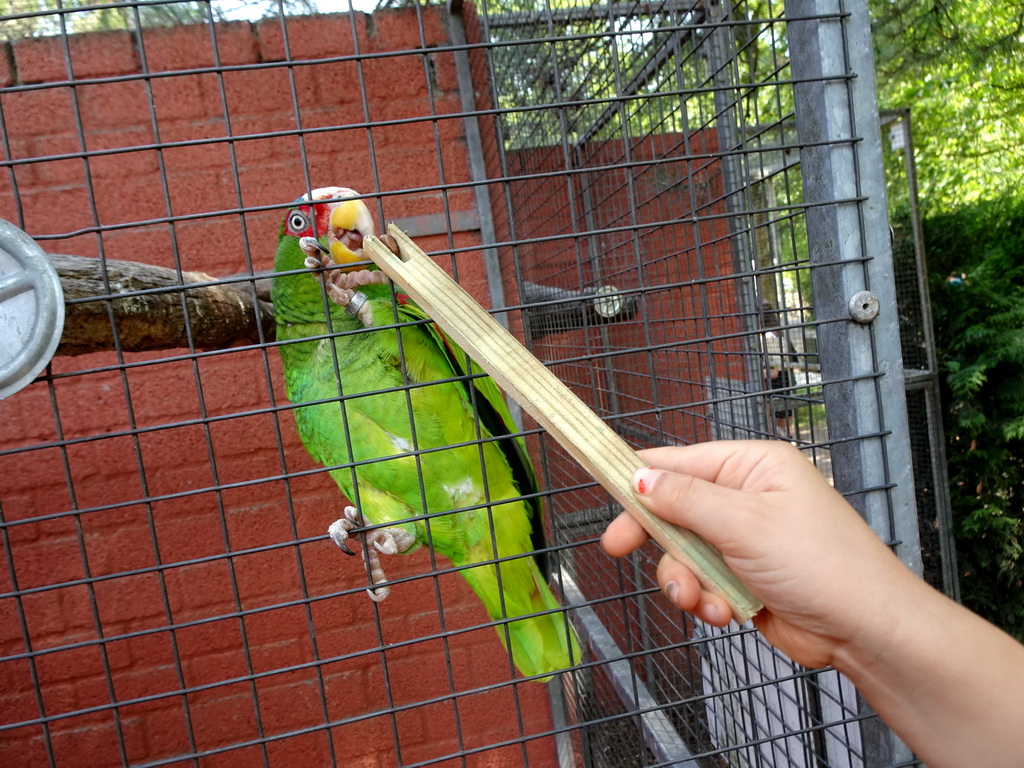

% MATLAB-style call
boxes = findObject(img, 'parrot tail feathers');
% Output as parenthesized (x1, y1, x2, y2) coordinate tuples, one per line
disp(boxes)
(496, 565, 582, 682)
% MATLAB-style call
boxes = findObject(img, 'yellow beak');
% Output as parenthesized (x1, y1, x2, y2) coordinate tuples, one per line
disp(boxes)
(328, 199, 369, 265)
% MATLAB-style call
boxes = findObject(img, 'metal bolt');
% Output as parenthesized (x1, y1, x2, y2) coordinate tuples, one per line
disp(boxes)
(848, 290, 880, 324)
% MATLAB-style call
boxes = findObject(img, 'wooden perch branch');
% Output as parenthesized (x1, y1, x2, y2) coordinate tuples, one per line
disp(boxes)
(51, 254, 275, 356)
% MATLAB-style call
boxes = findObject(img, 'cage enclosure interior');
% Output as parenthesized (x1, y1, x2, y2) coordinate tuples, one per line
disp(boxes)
(0, 1, 950, 767)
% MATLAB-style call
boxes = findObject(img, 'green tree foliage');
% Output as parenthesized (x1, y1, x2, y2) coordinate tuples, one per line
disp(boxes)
(922, 194, 1024, 638)
(869, 0, 1024, 210)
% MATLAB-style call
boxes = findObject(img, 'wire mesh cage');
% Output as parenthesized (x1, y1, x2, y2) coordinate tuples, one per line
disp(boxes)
(0, 0, 942, 766)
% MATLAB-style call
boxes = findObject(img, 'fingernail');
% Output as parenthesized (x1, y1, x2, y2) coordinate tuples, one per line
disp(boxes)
(702, 603, 724, 625)
(665, 581, 679, 603)
(633, 467, 657, 495)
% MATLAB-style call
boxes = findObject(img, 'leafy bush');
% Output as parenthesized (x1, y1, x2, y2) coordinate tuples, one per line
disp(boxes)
(924, 194, 1024, 638)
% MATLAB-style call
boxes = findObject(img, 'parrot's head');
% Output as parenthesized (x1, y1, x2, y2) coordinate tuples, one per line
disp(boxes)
(274, 186, 377, 275)
(272, 186, 380, 320)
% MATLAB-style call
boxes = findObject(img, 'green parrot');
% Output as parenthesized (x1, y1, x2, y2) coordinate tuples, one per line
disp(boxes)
(271, 186, 580, 680)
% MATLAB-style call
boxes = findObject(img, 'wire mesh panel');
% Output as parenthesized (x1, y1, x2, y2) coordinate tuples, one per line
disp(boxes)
(0, 0, 926, 767)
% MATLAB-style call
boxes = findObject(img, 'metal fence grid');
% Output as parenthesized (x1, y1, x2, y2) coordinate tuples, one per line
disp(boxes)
(0, 0, 940, 766)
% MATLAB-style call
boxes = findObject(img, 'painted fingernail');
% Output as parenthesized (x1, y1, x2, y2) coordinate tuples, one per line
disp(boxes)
(665, 581, 679, 604)
(633, 467, 657, 495)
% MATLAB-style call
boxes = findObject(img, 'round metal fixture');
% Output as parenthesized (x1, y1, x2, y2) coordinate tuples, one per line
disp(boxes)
(0, 220, 65, 399)
(848, 290, 879, 324)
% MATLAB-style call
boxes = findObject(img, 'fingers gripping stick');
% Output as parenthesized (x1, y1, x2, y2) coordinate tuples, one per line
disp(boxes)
(361, 226, 763, 623)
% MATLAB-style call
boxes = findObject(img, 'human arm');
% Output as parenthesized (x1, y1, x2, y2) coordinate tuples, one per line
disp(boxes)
(601, 440, 1024, 768)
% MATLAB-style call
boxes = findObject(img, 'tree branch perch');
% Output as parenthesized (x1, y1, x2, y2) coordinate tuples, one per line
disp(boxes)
(52, 254, 275, 356)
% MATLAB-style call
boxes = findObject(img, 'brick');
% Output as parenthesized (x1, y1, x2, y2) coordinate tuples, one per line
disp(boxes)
(10, 516, 88, 590)
(221, 66, 295, 119)
(89, 172, 173, 227)
(81, 508, 157, 577)
(187, 683, 259, 751)
(395, 700, 458, 761)
(211, 21, 261, 67)
(220, 494, 293, 554)
(243, 607, 315, 674)
(232, 546, 302, 610)
(359, 53, 430, 100)
(121, 701, 192, 764)
(106, 633, 183, 702)
(94, 571, 167, 630)
(69, 29, 138, 79)
(144, 213, 247, 273)
(164, 560, 236, 621)
(50, 368, 132, 441)
(0, 42, 13, 87)
(200, 448, 279, 497)
(264, 730, 333, 768)
(256, 13, 361, 63)
(0, 726, 49, 768)
(1, 88, 76, 142)
(379, 639, 460, 707)
(0, 658, 42, 717)
(181, 646, 251, 691)
(311, 619, 386, 681)
(16, 181, 93, 239)
(0, 435, 70, 500)
(0, 598, 27, 653)
(12, 37, 68, 84)
(164, 168, 236, 220)
(77, 79, 151, 133)
(368, 7, 449, 52)
(141, 22, 215, 72)
(328, 710, 395, 764)
(207, 412, 284, 480)
(148, 73, 217, 124)
(429, 49, 461, 93)
(298, 61, 367, 121)
(64, 435, 145, 511)
(137, 427, 213, 497)
(162, 138, 235, 175)
(126, 363, 204, 427)
(21, 588, 97, 651)
(151, 497, 225, 563)
(254, 669, 324, 735)
(194, 349, 278, 416)
(49, 711, 123, 768)
(197, 744, 264, 768)
(83, 135, 160, 179)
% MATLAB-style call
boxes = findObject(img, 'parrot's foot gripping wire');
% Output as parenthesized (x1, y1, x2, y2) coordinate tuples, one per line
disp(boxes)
(328, 506, 417, 603)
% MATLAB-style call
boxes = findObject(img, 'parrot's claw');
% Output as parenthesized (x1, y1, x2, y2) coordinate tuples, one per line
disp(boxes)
(328, 517, 357, 556)
(328, 506, 416, 602)
(300, 236, 331, 257)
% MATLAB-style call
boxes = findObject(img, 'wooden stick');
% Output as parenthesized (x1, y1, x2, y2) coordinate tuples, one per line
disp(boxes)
(362, 225, 761, 623)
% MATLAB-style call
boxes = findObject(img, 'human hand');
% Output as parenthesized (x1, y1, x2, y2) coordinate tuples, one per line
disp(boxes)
(601, 440, 919, 668)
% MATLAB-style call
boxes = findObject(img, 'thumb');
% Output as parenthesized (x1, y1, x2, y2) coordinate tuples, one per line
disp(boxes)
(631, 466, 753, 549)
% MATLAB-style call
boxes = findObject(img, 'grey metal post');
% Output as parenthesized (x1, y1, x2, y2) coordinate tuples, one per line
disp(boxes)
(787, 0, 922, 764)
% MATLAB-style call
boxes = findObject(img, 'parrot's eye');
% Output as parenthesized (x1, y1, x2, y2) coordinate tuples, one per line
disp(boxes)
(287, 210, 311, 234)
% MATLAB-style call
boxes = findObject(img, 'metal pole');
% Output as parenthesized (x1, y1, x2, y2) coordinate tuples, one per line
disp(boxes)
(787, 1, 922, 764)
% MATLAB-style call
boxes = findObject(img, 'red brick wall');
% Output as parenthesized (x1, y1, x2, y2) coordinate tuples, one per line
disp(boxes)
(0, 9, 557, 767)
